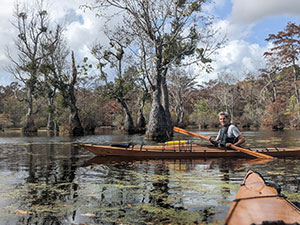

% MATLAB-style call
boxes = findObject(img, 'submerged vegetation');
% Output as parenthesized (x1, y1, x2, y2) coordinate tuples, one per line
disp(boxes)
(0, 132, 300, 224)
(1, 150, 300, 224)
(0, 157, 239, 224)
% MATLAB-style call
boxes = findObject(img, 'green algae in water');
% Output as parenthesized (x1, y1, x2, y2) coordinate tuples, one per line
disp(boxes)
(0, 163, 243, 225)
(78, 203, 222, 224)
(134, 203, 222, 224)
(71, 168, 234, 224)
(283, 192, 300, 203)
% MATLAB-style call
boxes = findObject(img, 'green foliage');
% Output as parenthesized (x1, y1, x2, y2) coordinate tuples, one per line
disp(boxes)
(5, 7, 300, 131)
(39, 63, 54, 75)
(39, 10, 48, 16)
(276, 73, 283, 81)
(176, 0, 186, 8)
(189, 100, 215, 127)
(112, 113, 123, 127)
(96, 82, 115, 100)
(195, 100, 210, 115)
(2, 93, 27, 127)
(77, 57, 93, 76)
(96, 65, 139, 105)
(288, 95, 298, 112)
(46, 105, 55, 114)
(18, 33, 26, 41)
(18, 12, 27, 19)
(163, 24, 199, 65)
(56, 92, 68, 108)
(20, 62, 38, 73)
(0, 113, 14, 128)
(188, 1, 201, 13)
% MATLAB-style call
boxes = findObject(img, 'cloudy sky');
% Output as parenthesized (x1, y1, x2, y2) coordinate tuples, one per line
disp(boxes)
(1, 0, 300, 85)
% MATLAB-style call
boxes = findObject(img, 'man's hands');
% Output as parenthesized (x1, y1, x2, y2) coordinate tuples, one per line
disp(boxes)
(208, 137, 239, 148)
(225, 143, 232, 148)
(209, 136, 219, 146)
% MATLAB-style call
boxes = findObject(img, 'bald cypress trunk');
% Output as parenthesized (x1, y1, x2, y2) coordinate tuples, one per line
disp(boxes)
(68, 52, 84, 136)
(22, 86, 37, 133)
(161, 72, 173, 138)
(136, 95, 146, 133)
(47, 96, 55, 131)
(119, 98, 135, 134)
(145, 40, 169, 141)
(146, 71, 168, 140)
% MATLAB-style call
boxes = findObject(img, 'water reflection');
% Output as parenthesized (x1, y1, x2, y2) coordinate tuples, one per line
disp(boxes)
(0, 143, 80, 224)
(0, 130, 300, 224)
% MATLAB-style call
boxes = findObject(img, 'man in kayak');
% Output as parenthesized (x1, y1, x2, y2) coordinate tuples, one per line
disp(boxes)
(209, 112, 245, 147)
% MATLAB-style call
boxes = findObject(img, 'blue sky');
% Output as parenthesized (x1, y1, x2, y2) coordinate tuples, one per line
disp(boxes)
(1, 0, 300, 85)
(241, 15, 300, 46)
(197, 0, 300, 82)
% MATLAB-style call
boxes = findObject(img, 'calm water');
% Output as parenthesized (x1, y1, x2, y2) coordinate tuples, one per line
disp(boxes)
(0, 129, 300, 225)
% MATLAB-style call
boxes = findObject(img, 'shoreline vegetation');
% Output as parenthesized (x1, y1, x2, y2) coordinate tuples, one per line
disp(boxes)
(1, 2, 300, 140)
(0, 125, 289, 136)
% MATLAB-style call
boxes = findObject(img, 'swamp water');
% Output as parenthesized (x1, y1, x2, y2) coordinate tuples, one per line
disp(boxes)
(0, 129, 300, 224)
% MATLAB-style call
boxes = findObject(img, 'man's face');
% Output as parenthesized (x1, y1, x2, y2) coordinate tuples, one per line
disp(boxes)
(219, 115, 228, 126)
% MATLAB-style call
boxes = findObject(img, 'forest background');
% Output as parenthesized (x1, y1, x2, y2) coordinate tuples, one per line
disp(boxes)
(1, 0, 300, 140)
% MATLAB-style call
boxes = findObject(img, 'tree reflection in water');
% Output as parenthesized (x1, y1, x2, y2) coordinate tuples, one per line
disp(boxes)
(1, 138, 300, 224)
(7, 143, 80, 225)
(81, 158, 232, 224)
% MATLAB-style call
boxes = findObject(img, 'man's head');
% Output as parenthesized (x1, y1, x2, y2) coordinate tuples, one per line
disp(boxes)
(218, 112, 230, 126)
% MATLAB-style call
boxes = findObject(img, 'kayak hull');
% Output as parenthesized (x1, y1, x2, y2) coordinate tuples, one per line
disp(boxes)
(225, 170, 300, 224)
(82, 144, 300, 158)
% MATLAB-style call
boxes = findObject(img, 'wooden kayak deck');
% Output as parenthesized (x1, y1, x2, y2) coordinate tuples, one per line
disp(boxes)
(225, 170, 300, 224)
(82, 143, 300, 158)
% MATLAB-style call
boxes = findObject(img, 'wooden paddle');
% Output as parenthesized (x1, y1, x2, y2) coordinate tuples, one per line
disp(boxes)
(173, 126, 274, 159)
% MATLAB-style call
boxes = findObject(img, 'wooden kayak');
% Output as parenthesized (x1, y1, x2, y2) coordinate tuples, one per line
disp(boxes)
(225, 170, 300, 224)
(82, 143, 300, 158)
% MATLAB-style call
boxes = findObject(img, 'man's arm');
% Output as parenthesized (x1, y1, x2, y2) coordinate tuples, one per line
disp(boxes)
(208, 129, 221, 142)
(225, 135, 245, 147)
(208, 129, 221, 146)
(234, 135, 245, 146)
(208, 136, 219, 141)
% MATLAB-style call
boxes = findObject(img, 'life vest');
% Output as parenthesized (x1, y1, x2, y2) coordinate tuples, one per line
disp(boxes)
(218, 124, 238, 147)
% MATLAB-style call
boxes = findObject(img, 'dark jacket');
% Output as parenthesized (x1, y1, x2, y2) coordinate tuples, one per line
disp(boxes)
(210, 124, 238, 147)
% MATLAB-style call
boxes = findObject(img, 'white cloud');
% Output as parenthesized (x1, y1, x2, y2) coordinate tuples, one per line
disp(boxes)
(197, 40, 267, 83)
(0, 0, 117, 85)
(213, 19, 253, 42)
(231, 0, 300, 24)
(1, 0, 300, 87)
(203, 0, 226, 15)
(197, 0, 300, 84)
(0, 0, 16, 85)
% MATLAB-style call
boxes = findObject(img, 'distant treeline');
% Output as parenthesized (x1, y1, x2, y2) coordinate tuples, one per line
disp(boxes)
(0, 63, 299, 133)
(2, 1, 300, 139)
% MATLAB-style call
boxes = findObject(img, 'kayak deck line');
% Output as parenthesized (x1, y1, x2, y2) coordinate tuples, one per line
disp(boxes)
(233, 194, 282, 202)
(82, 143, 300, 158)
(224, 169, 300, 225)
